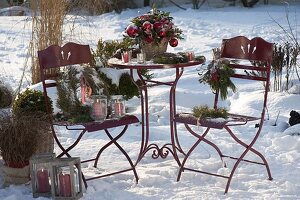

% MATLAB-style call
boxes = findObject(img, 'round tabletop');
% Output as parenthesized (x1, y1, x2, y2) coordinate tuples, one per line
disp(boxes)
(107, 58, 205, 70)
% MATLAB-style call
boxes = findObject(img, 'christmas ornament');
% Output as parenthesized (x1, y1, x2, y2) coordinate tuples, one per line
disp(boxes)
(169, 38, 178, 47)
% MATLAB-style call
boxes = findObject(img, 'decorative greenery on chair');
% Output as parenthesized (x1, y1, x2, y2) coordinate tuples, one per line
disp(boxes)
(198, 49, 236, 100)
(55, 66, 101, 123)
(192, 105, 228, 119)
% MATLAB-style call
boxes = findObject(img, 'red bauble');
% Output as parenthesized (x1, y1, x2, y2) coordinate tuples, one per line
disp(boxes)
(153, 22, 162, 30)
(169, 38, 178, 47)
(126, 25, 138, 37)
(145, 37, 154, 43)
(142, 21, 153, 30)
(159, 30, 166, 37)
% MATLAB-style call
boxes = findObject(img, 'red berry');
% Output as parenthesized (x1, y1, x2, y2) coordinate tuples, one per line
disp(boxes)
(169, 38, 178, 47)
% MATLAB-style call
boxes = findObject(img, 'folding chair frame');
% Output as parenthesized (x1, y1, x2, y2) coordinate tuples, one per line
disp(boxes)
(175, 36, 273, 194)
(38, 43, 139, 188)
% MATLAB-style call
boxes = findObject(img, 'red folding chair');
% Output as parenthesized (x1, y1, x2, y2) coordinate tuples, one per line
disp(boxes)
(175, 36, 273, 193)
(38, 42, 139, 188)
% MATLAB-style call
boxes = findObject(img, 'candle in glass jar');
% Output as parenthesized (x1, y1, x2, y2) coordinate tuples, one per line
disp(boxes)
(93, 99, 103, 119)
(59, 173, 72, 197)
(114, 102, 124, 117)
(37, 169, 50, 193)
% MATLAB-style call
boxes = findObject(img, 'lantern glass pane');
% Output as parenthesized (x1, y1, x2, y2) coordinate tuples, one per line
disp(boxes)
(110, 95, 125, 118)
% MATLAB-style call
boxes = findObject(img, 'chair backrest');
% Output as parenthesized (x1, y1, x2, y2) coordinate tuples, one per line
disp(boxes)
(215, 36, 273, 113)
(38, 42, 92, 116)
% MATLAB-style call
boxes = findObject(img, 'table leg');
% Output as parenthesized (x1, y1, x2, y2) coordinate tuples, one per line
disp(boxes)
(132, 67, 187, 165)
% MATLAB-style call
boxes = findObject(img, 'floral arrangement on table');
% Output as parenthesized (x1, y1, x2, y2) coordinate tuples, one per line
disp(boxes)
(198, 48, 236, 100)
(124, 8, 183, 46)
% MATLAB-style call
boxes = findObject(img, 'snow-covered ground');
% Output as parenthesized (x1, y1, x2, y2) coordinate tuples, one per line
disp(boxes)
(1, 2, 300, 200)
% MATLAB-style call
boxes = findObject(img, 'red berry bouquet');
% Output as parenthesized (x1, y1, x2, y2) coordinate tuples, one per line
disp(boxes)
(124, 8, 183, 59)
(198, 53, 236, 100)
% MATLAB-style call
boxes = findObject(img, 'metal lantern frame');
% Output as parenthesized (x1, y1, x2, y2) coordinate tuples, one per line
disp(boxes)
(50, 157, 83, 200)
(30, 153, 56, 198)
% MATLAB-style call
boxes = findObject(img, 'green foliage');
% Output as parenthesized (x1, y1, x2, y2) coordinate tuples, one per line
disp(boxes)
(56, 67, 95, 123)
(119, 73, 139, 100)
(97, 71, 139, 100)
(153, 52, 206, 64)
(192, 105, 228, 119)
(153, 52, 188, 64)
(12, 88, 52, 115)
(199, 59, 236, 100)
(0, 83, 13, 108)
(97, 70, 119, 96)
(92, 37, 133, 67)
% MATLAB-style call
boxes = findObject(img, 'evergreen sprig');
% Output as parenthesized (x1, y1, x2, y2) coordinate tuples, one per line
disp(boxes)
(153, 52, 188, 64)
(192, 105, 228, 119)
(199, 59, 236, 100)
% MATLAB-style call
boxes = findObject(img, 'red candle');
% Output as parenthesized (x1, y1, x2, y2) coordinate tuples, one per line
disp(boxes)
(187, 52, 194, 62)
(37, 169, 50, 193)
(80, 75, 86, 104)
(114, 102, 124, 117)
(122, 52, 129, 63)
(59, 173, 72, 197)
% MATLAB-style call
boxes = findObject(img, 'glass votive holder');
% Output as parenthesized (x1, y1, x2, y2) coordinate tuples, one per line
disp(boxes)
(187, 51, 195, 62)
(137, 52, 145, 64)
(121, 50, 132, 63)
(91, 95, 107, 122)
(110, 95, 125, 118)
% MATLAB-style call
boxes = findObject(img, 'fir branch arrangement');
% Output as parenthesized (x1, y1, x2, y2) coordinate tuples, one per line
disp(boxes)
(92, 37, 133, 67)
(153, 52, 206, 64)
(56, 66, 101, 123)
(153, 52, 187, 64)
(198, 49, 236, 100)
(192, 105, 228, 119)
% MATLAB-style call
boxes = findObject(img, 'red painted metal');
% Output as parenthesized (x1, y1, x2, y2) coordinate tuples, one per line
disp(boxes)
(108, 60, 204, 167)
(38, 43, 139, 188)
(175, 36, 273, 194)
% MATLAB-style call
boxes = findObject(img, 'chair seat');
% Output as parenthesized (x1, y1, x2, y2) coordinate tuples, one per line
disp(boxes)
(175, 113, 260, 129)
(54, 115, 139, 132)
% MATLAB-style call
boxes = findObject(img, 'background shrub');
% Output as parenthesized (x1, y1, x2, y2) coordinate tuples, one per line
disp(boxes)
(12, 88, 52, 115)
(0, 82, 13, 108)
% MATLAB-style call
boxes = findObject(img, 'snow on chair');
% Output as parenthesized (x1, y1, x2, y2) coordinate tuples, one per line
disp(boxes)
(38, 42, 139, 188)
(174, 36, 273, 194)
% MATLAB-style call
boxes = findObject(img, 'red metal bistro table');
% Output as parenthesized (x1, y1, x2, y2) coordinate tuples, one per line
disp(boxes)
(108, 58, 204, 166)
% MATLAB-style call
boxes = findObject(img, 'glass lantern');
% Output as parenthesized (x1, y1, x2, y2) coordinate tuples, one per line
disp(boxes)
(91, 94, 107, 122)
(30, 153, 56, 198)
(50, 157, 83, 200)
(110, 95, 125, 118)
